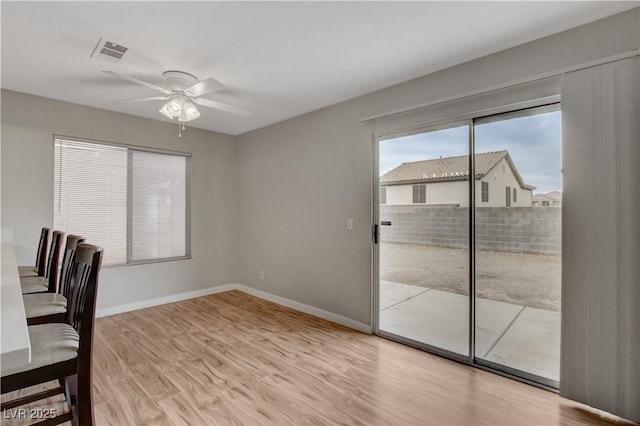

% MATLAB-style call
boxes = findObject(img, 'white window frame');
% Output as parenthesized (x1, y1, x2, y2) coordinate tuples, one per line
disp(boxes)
(53, 135, 191, 267)
(481, 181, 489, 202)
(412, 184, 426, 204)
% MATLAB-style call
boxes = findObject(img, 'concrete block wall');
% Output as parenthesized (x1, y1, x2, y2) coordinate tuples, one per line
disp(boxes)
(380, 205, 561, 255)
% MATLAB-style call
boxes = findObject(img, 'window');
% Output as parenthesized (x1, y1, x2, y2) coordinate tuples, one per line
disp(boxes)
(481, 181, 489, 202)
(54, 137, 190, 266)
(505, 186, 511, 207)
(512, 187, 517, 203)
(380, 187, 387, 205)
(412, 184, 426, 204)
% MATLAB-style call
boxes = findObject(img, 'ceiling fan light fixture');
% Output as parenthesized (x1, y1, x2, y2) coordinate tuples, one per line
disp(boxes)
(160, 96, 200, 122)
(159, 96, 184, 119)
(182, 101, 200, 122)
(105, 70, 247, 137)
(168, 101, 182, 113)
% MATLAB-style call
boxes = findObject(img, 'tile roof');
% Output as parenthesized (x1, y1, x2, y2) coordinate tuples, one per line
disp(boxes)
(380, 150, 535, 190)
(533, 191, 563, 202)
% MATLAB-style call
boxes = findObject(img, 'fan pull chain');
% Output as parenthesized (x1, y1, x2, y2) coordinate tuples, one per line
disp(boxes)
(178, 121, 187, 138)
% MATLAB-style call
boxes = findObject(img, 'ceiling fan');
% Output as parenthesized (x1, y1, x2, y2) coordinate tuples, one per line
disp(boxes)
(103, 70, 250, 128)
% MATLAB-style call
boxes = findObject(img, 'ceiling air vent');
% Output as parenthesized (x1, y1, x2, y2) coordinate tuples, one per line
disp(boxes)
(90, 37, 128, 63)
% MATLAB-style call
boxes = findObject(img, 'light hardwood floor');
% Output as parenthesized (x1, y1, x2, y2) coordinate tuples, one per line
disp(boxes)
(2, 290, 635, 425)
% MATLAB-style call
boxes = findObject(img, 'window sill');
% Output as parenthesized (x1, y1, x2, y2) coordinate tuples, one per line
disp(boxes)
(103, 255, 192, 268)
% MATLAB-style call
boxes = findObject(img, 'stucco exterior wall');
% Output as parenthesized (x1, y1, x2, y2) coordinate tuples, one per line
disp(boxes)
(385, 184, 413, 205)
(383, 158, 534, 207)
(478, 158, 533, 207)
(427, 180, 469, 206)
(384, 180, 468, 206)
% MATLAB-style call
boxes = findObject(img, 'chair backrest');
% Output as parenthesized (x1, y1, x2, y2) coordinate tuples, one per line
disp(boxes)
(35, 227, 50, 276)
(58, 235, 85, 299)
(45, 231, 64, 292)
(66, 243, 103, 337)
(65, 243, 103, 426)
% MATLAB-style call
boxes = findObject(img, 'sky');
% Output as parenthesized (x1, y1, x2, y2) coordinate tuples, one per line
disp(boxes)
(379, 111, 562, 194)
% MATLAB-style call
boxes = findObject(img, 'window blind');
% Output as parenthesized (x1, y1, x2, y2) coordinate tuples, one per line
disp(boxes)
(412, 184, 426, 204)
(560, 56, 639, 423)
(54, 140, 127, 265)
(131, 151, 186, 261)
(53, 137, 189, 266)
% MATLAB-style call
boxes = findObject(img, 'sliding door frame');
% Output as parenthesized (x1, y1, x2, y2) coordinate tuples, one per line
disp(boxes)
(372, 100, 561, 391)
(372, 118, 474, 365)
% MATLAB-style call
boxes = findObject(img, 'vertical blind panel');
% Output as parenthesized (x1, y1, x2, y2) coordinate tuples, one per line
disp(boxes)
(560, 56, 639, 423)
(54, 140, 127, 265)
(131, 151, 186, 261)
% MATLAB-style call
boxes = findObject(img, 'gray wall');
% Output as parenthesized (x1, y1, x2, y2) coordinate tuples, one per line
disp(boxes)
(236, 9, 639, 325)
(380, 206, 561, 255)
(1, 90, 238, 310)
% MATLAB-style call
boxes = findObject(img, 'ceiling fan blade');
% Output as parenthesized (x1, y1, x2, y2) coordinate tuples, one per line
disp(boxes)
(110, 96, 169, 103)
(193, 97, 251, 117)
(184, 77, 226, 97)
(103, 71, 171, 95)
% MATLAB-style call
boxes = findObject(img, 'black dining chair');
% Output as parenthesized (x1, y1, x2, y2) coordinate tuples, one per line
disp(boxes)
(23, 234, 85, 325)
(18, 227, 49, 278)
(20, 230, 64, 295)
(2, 243, 104, 426)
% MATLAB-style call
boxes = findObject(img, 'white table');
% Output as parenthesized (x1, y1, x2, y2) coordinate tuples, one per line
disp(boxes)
(1, 242, 31, 372)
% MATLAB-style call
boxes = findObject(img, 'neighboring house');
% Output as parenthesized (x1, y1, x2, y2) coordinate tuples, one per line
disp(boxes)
(533, 191, 563, 207)
(380, 150, 535, 207)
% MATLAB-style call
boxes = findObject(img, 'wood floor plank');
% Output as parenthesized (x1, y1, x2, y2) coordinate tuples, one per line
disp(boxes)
(107, 374, 172, 426)
(92, 361, 119, 406)
(97, 327, 148, 370)
(157, 392, 211, 426)
(93, 399, 137, 426)
(156, 363, 225, 408)
(127, 362, 180, 401)
(92, 332, 130, 377)
(4, 290, 635, 425)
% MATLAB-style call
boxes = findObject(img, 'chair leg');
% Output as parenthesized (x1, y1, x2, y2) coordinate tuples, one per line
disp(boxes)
(71, 404, 79, 426)
(63, 376, 75, 415)
(0, 386, 65, 411)
(62, 375, 82, 426)
(75, 369, 93, 426)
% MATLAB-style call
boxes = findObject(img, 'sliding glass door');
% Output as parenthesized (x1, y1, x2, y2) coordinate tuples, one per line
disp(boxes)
(473, 106, 562, 386)
(375, 104, 562, 387)
(377, 124, 470, 357)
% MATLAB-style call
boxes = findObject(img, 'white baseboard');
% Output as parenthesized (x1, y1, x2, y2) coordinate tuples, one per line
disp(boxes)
(235, 285, 372, 334)
(95, 283, 372, 334)
(95, 284, 237, 318)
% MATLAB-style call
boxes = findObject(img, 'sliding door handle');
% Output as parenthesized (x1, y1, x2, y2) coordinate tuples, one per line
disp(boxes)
(373, 224, 379, 244)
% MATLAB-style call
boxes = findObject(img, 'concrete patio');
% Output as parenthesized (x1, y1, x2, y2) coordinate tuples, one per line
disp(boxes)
(379, 281, 560, 382)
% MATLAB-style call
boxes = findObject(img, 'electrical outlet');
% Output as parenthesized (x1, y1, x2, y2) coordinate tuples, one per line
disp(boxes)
(259, 270, 264, 280)
(347, 218, 353, 230)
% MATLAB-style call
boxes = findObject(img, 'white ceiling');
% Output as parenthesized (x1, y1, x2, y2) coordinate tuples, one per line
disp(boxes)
(1, 2, 636, 136)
